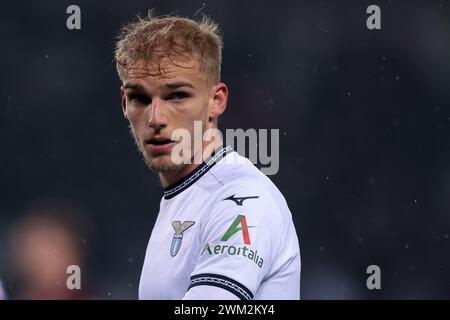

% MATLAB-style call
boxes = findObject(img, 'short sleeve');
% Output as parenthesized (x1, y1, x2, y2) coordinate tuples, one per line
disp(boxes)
(183, 180, 282, 300)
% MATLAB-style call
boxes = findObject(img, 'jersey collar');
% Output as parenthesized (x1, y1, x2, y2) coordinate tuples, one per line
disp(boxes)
(163, 145, 233, 199)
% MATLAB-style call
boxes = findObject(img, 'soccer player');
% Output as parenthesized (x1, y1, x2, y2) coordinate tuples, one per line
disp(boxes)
(115, 13, 301, 300)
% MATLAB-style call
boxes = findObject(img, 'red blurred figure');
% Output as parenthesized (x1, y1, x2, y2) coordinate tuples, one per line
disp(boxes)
(9, 200, 93, 300)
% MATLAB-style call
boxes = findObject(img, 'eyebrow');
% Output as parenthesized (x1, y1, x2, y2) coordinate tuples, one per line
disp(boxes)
(162, 81, 195, 90)
(123, 81, 195, 91)
(123, 83, 145, 91)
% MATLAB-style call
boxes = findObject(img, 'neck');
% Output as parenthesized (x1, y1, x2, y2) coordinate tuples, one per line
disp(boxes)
(159, 139, 223, 188)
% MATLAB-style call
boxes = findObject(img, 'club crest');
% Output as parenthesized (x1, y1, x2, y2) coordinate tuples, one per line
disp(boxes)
(170, 221, 195, 257)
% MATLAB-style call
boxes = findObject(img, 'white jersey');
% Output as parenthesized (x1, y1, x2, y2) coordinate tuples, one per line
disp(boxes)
(139, 145, 301, 300)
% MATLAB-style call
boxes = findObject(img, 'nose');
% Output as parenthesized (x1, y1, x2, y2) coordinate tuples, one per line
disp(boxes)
(148, 98, 166, 129)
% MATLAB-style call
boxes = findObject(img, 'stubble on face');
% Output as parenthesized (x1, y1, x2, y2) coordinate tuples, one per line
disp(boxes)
(128, 124, 187, 174)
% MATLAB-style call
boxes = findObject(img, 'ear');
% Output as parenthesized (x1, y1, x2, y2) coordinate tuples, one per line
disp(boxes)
(208, 83, 228, 123)
(120, 86, 128, 119)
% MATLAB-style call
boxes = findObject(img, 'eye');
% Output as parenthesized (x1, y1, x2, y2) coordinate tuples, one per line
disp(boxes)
(165, 91, 191, 101)
(128, 93, 151, 105)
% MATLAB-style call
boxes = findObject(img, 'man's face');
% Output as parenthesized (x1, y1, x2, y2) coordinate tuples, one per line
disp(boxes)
(121, 57, 213, 173)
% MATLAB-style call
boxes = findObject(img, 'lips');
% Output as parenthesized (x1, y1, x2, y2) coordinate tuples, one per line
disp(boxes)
(148, 137, 173, 145)
(146, 136, 176, 154)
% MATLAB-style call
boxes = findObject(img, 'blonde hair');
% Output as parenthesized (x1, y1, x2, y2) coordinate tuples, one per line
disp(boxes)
(114, 12, 223, 84)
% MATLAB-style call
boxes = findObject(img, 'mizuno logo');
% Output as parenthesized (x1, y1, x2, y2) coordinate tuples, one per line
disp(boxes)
(223, 194, 259, 206)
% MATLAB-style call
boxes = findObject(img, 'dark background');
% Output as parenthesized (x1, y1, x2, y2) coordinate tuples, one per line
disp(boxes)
(0, 0, 449, 299)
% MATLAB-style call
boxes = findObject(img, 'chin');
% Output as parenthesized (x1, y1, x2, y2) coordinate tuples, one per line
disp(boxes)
(145, 154, 184, 173)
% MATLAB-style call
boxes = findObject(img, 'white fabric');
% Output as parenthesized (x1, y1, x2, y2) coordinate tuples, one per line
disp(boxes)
(139, 149, 301, 300)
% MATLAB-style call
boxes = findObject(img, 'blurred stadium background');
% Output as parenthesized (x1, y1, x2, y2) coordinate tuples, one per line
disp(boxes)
(0, 0, 449, 299)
